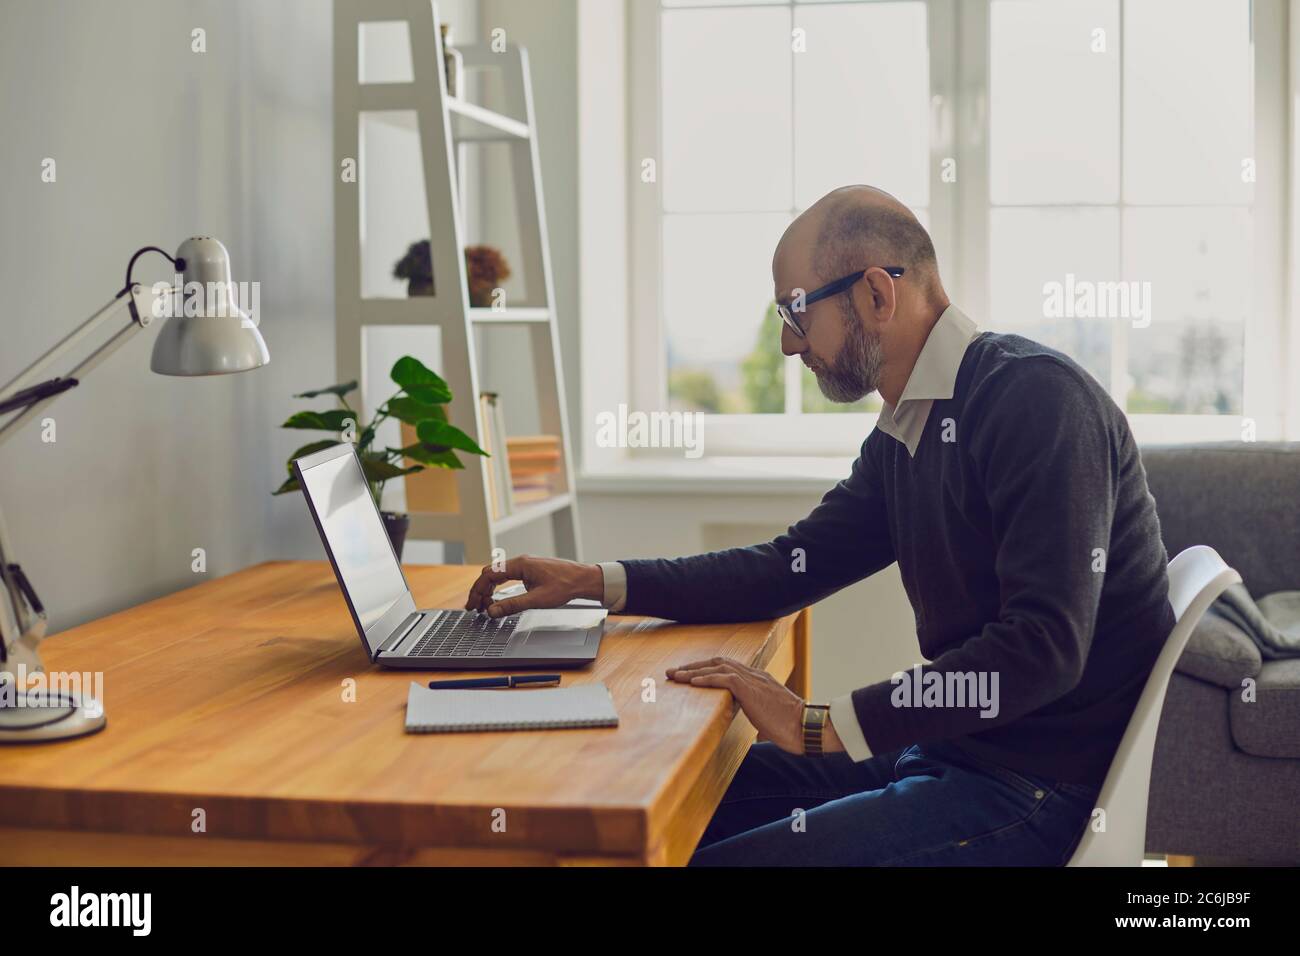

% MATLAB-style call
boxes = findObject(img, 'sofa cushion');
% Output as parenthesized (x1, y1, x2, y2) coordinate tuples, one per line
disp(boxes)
(1229, 658, 1300, 758)
(1176, 605, 1264, 688)
(1140, 443, 1300, 598)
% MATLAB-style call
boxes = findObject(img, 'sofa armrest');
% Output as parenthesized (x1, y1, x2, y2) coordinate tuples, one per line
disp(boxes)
(1176, 608, 1264, 689)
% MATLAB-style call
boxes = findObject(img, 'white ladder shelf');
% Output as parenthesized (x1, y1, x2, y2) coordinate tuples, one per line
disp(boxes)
(333, 0, 581, 564)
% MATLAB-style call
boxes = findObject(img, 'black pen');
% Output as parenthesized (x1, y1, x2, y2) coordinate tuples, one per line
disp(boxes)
(427, 674, 561, 690)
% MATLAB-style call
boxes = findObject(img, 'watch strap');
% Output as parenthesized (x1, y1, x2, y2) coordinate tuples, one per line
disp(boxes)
(802, 703, 830, 757)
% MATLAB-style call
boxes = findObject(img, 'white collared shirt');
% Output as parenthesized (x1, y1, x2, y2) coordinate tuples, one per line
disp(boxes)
(874, 304, 981, 458)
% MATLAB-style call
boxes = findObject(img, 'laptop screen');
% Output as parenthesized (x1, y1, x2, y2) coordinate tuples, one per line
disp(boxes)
(297, 446, 410, 638)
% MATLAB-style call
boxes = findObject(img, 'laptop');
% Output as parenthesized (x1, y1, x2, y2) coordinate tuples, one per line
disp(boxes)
(293, 442, 604, 669)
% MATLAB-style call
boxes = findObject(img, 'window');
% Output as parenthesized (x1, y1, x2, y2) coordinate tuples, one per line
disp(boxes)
(648, 0, 934, 429)
(625, 0, 1289, 457)
(988, 0, 1255, 416)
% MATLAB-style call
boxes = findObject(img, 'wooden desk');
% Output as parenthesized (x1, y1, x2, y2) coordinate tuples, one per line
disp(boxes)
(0, 562, 810, 866)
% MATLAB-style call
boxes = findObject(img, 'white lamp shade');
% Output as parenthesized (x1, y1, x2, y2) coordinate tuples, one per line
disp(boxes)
(151, 313, 270, 376)
(150, 237, 270, 376)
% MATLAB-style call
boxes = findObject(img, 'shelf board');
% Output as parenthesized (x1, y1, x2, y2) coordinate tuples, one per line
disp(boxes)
(492, 493, 572, 535)
(355, 89, 530, 143)
(446, 98, 530, 141)
(469, 307, 551, 324)
(405, 493, 574, 539)
(345, 300, 550, 326)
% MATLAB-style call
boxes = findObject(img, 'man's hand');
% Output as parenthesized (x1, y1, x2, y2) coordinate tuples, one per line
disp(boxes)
(464, 555, 605, 617)
(666, 657, 844, 755)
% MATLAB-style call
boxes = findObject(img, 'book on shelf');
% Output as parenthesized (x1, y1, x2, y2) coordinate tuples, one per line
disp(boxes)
(505, 434, 562, 452)
(505, 434, 563, 506)
(478, 391, 516, 520)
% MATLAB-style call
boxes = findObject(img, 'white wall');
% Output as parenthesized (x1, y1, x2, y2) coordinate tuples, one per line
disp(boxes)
(0, 0, 335, 632)
(0, 0, 918, 699)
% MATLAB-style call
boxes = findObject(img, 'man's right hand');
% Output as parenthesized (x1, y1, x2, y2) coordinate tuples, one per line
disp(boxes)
(464, 555, 606, 618)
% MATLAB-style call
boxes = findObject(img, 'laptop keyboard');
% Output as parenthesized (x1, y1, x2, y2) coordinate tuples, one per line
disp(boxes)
(407, 612, 519, 658)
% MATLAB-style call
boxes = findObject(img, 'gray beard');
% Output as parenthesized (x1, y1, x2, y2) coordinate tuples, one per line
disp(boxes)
(815, 298, 884, 404)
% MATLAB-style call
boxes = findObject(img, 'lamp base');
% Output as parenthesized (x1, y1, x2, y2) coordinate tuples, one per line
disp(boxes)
(0, 688, 106, 742)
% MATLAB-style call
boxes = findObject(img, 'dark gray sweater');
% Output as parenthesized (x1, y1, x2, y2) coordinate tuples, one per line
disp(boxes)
(620, 332, 1175, 787)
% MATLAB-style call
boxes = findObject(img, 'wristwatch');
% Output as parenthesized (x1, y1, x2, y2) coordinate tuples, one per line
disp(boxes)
(801, 703, 831, 757)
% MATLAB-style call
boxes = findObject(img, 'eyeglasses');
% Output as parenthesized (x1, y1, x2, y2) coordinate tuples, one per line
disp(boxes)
(776, 266, 905, 338)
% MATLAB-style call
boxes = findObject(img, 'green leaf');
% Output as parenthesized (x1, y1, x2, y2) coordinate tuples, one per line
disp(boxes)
(422, 448, 465, 470)
(293, 381, 358, 400)
(417, 419, 488, 457)
(393, 442, 465, 468)
(390, 356, 452, 404)
(401, 403, 448, 424)
(285, 440, 341, 472)
(404, 383, 453, 405)
(272, 475, 302, 495)
(281, 409, 357, 432)
(384, 396, 446, 426)
(359, 458, 424, 483)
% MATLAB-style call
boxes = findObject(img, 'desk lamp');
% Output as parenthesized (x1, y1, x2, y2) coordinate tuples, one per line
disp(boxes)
(0, 237, 269, 741)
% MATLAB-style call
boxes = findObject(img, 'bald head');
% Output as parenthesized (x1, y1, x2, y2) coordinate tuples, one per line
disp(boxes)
(772, 186, 950, 407)
(777, 185, 944, 307)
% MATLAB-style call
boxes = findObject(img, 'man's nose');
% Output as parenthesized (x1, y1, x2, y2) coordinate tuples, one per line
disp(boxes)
(780, 321, 805, 357)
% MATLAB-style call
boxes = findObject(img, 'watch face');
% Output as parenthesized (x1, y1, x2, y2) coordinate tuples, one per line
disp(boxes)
(802, 705, 828, 731)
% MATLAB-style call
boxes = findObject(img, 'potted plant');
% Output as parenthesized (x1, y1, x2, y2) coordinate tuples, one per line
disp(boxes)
(393, 240, 511, 307)
(273, 356, 487, 558)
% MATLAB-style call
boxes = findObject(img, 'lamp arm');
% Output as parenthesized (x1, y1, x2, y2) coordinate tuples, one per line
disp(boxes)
(0, 286, 154, 452)
(0, 278, 157, 665)
(0, 290, 130, 402)
(0, 245, 181, 410)
(0, 506, 30, 662)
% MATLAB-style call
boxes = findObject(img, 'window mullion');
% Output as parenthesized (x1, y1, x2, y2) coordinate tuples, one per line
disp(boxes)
(788, 0, 799, 415)
(955, 0, 991, 318)
(1112, 0, 1129, 404)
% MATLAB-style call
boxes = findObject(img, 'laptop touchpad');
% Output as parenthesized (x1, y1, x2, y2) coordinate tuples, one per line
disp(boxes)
(521, 629, 590, 648)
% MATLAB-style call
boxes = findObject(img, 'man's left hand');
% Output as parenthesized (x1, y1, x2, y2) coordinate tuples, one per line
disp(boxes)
(667, 657, 816, 754)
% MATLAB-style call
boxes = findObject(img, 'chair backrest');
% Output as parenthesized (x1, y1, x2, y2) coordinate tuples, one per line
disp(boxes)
(1068, 545, 1241, 866)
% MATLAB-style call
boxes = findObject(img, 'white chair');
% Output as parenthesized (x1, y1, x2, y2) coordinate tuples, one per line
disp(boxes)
(1068, 545, 1241, 866)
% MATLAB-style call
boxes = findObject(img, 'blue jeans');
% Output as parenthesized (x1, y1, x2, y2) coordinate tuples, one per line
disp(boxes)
(689, 740, 1100, 866)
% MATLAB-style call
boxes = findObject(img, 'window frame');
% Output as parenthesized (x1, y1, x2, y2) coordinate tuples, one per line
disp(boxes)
(621, 0, 1292, 460)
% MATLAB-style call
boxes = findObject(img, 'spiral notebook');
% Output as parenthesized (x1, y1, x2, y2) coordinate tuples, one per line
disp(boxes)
(404, 681, 619, 733)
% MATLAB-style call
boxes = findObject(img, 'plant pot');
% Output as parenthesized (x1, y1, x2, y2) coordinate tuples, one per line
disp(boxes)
(399, 421, 461, 513)
(407, 279, 434, 296)
(382, 511, 411, 560)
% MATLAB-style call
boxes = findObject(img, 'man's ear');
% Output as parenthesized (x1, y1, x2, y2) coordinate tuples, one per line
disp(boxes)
(860, 266, 898, 323)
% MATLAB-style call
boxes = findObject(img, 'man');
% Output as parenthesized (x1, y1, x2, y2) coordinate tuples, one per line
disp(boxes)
(464, 185, 1176, 866)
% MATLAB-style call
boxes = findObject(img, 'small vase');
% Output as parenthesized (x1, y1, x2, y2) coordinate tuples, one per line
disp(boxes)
(382, 511, 410, 560)
(440, 24, 462, 98)
(407, 279, 433, 297)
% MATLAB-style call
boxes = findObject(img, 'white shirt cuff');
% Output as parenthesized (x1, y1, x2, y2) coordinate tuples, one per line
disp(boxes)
(829, 693, 873, 762)
(599, 561, 628, 613)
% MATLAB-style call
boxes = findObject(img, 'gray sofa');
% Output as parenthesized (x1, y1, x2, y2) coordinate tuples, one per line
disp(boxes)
(1141, 442, 1300, 865)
